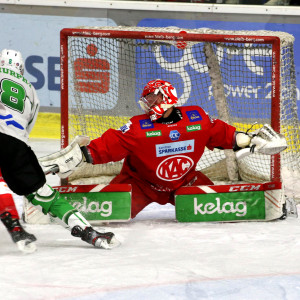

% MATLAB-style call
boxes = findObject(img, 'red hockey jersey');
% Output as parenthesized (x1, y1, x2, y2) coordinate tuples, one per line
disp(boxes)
(88, 106, 236, 191)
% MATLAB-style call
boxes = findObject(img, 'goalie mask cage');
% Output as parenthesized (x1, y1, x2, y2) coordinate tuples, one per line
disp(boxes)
(60, 26, 300, 200)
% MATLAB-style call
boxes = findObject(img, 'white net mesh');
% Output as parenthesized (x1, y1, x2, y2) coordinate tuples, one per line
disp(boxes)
(61, 26, 300, 199)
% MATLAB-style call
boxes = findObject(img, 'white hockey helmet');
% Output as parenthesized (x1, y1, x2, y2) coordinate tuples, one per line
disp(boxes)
(0, 49, 24, 75)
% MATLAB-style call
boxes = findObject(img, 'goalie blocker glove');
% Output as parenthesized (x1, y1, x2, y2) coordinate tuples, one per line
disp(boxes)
(39, 135, 92, 178)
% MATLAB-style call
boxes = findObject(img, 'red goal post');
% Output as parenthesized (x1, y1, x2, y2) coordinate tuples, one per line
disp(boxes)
(60, 26, 300, 199)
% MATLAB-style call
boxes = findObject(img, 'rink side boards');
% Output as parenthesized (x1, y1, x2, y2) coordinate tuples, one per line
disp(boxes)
(175, 182, 284, 222)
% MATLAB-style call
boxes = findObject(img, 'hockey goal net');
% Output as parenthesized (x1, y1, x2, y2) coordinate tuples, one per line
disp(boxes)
(60, 26, 300, 200)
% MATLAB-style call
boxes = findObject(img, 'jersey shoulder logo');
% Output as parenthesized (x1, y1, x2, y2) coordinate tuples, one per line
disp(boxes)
(139, 119, 154, 130)
(186, 110, 202, 122)
(118, 121, 132, 133)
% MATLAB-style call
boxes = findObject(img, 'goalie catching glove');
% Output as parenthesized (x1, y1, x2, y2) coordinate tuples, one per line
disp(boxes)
(235, 124, 287, 160)
(39, 136, 92, 178)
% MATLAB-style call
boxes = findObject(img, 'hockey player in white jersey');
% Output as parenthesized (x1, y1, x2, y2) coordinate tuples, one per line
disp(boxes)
(0, 49, 120, 253)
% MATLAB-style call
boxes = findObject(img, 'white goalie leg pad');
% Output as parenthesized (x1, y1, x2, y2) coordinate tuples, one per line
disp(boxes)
(39, 136, 90, 178)
(265, 188, 286, 221)
(284, 197, 298, 218)
(23, 197, 52, 224)
(266, 191, 298, 221)
(264, 187, 298, 221)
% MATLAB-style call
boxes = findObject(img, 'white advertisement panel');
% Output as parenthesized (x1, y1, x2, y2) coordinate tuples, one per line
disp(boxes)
(0, 13, 116, 108)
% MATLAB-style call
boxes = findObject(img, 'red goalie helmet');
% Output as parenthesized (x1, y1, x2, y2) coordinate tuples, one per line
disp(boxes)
(139, 79, 178, 122)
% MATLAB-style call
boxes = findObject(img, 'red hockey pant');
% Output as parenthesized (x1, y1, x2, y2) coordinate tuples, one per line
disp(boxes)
(0, 170, 19, 219)
(110, 171, 213, 218)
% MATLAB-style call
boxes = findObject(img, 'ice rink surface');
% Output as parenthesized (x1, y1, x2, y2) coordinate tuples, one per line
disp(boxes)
(1, 139, 300, 300)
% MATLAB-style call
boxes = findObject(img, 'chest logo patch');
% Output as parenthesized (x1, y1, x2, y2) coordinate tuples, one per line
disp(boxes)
(156, 140, 195, 157)
(169, 130, 180, 141)
(156, 155, 194, 181)
(146, 130, 162, 137)
(139, 119, 154, 129)
(186, 124, 202, 132)
(186, 110, 202, 122)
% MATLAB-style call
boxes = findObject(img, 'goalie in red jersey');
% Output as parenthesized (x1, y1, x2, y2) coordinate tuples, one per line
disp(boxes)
(86, 79, 241, 218)
(41, 79, 287, 219)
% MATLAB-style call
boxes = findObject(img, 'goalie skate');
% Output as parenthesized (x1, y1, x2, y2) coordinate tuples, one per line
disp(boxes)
(0, 212, 37, 254)
(71, 226, 120, 249)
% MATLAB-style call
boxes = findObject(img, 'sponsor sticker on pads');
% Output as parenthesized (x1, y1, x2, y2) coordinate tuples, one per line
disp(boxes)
(66, 191, 131, 221)
(175, 191, 265, 222)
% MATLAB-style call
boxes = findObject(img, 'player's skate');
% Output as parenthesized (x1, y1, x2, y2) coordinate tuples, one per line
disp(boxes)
(71, 226, 120, 249)
(0, 212, 37, 254)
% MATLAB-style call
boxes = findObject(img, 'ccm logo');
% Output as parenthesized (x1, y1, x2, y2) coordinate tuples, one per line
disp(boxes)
(65, 157, 74, 163)
(54, 186, 78, 193)
(229, 185, 262, 192)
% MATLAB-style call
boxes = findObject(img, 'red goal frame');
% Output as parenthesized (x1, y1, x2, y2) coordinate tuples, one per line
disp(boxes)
(60, 28, 282, 182)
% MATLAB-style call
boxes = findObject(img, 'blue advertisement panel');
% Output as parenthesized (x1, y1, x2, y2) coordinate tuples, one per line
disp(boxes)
(134, 34, 273, 120)
(137, 19, 300, 119)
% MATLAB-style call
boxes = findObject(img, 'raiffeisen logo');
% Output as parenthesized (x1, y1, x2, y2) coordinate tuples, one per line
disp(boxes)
(139, 119, 154, 129)
(169, 130, 180, 141)
(186, 110, 202, 122)
(194, 197, 247, 217)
